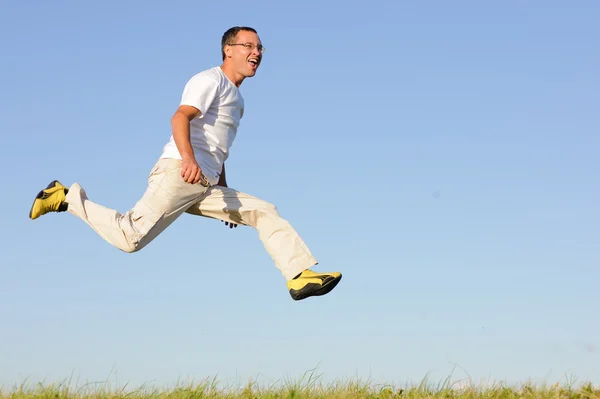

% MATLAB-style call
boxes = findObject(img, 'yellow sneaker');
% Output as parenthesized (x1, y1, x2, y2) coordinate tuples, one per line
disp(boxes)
(287, 269, 342, 301)
(29, 180, 69, 220)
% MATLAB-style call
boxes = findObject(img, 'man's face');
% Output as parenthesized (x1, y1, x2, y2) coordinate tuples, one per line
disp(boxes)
(226, 30, 263, 77)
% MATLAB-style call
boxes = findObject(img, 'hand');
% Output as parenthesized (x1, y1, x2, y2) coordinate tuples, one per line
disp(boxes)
(181, 157, 202, 184)
(222, 220, 238, 229)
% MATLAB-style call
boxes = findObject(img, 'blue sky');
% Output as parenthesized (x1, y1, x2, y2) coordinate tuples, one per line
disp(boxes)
(1, 0, 599, 391)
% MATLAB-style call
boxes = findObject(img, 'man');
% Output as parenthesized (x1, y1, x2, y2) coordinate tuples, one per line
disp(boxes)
(28, 26, 341, 301)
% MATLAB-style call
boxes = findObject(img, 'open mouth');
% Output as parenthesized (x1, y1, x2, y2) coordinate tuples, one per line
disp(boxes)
(248, 58, 260, 69)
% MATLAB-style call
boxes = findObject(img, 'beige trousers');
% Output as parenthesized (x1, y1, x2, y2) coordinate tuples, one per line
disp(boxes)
(64, 158, 317, 280)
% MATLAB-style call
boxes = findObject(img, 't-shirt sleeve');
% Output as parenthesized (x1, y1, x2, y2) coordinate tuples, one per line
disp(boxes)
(180, 74, 220, 117)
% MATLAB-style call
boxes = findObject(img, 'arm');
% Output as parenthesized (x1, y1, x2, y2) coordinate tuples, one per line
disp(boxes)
(217, 163, 227, 187)
(171, 105, 202, 184)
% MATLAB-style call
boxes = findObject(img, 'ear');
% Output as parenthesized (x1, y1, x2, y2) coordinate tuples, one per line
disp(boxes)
(224, 44, 233, 59)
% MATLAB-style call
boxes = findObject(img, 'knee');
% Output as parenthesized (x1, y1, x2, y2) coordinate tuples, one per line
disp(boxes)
(245, 201, 280, 226)
(121, 243, 140, 254)
(260, 201, 278, 214)
(257, 201, 280, 218)
(121, 237, 146, 253)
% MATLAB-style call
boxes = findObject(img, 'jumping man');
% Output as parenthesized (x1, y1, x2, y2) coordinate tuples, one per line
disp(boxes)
(28, 26, 342, 301)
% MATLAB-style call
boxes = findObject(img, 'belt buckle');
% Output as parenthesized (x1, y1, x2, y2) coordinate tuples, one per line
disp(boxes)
(199, 173, 210, 188)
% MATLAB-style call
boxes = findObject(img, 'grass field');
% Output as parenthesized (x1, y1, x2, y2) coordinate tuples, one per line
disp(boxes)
(2, 373, 599, 399)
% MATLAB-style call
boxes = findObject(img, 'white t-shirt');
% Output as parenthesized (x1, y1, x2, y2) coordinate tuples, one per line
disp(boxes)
(160, 66, 244, 185)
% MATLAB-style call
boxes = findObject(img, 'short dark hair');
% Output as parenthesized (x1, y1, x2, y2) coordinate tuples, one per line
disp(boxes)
(221, 26, 257, 60)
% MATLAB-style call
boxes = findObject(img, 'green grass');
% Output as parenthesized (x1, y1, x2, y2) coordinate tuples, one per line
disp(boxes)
(2, 372, 598, 399)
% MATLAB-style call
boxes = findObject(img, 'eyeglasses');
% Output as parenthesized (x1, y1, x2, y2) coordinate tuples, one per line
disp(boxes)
(228, 42, 266, 54)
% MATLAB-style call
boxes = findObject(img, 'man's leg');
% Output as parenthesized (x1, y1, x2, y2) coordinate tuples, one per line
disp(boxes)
(185, 186, 342, 300)
(29, 159, 209, 253)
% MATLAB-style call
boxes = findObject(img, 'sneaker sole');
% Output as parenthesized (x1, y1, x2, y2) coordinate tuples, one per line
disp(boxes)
(289, 274, 342, 301)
